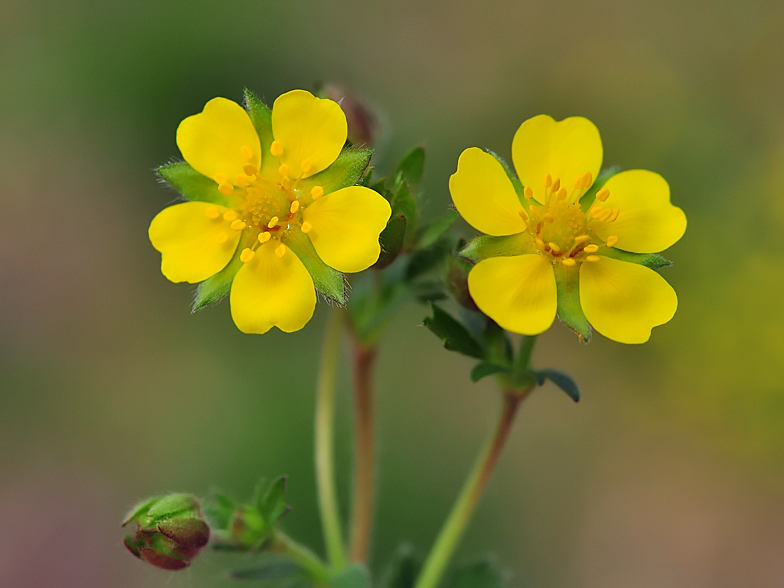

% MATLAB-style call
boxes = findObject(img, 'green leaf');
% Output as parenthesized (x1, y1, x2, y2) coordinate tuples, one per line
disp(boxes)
(481, 320, 513, 366)
(192, 228, 259, 311)
(580, 165, 621, 210)
(330, 565, 371, 588)
(262, 476, 289, 523)
(394, 146, 426, 188)
(552, 263, 592, 342)
(448, 560, 505, 588)
(406, 239, 450, 282)
(423, 304, 484, 359)
(470, 362, 510, 383)
(157, 162, 228, 205)
(599, 248, 672, 270)
(460, 233, 536, 263)
(379, 545, 421, 588)
(375, 215, 407, 269)
(202, 491, 235, 530)
(391, 179, 419, 244)
(417, 210, 458, 250)
(536, 369, 580, 402)
(300, 148, 373, 195)
(284, 230, 347, 306)
(447, 255, 477, 311)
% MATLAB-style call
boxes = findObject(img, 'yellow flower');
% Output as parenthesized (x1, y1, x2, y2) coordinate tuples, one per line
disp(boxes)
(450, 115, 687, 344)
(149, 90, 391, 334)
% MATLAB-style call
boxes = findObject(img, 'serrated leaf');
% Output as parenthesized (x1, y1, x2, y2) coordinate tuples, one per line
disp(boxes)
(417, 210, 458, 250)
(580, 165, 621, 210)
(552, 262, 592, 342)
(470, 362, 510, 383)
(536, 369, 580, 402)
(157, 162, 229, 205)
(330, 565, 371, 588)
(423, 304, 484, 359)
(448, 560, 505, 588)
(299, 149, 373, 196)
(395, 146, 425, 188)
(284, 229, 347, 306)
(262, 476, 289, 523)
(599, 248, 672, 270)
(375, 215, 406, 269)
(460, 233, 536, 263)
(193, 228, 259, 311)
(379, 545, 421, 588)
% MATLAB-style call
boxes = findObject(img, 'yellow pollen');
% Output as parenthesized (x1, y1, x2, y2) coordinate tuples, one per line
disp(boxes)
(574, 234, 590, 244)
(275, 243, 287, 258)
(562, 258, 576, 267)
(581, 172, 593, 188)
(290, 200, 300, 214)
(596, 188, 610, 202)
(311, 186, 324, 199)
(268, 216, 279, 229)
(585, 255, 600, 262)
(301, 221, 312, 233)
(270, 141, 284, 157)
(235, 174, 249, 187)
(278, 164, 290, 178)
(218, 183, 234, 196)
(591, 206, 605, 219)
(223, 210, 238, 222)
(608, 208, 620, 222)
(280, 176, 292, 191)
(241, 145, 254, 161)
(258, 231, 271, 244)
(204, 206, 220, 219)
(524, 186, 534, 199)
(606, 235, 619, 247)
(215, 232, 229, 244)
(583, 244, 599, 253)
(214, 173, 228, 184)
(301, 158, 312, 173)
(243, 164, 258, 176)
(544, 174, 553, 188)
(599, 209, 613, 223)
(556, 187, 567, 200)
(240, 248, 255, 263)
(230, 219, 247, 231)
(542, 213, 555, 224)
(551, 178, 561, 193)
(548, 242, 561, 253)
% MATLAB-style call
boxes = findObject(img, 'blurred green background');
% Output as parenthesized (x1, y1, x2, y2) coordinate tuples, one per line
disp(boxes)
(2, 0, 783, 586)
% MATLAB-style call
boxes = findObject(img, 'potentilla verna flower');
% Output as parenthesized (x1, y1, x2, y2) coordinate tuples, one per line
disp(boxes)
(149, 90, 391, 334)
(450, 115, 686, 344)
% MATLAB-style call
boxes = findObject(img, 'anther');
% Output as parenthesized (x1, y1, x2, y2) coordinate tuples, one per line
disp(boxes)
(235, 174, 249, 187)
(583, 244, 599, 253)
(240, 248, 255, 263)
(591, 206, 605, 219)
(280, 176, 292, 190)
(518, 210, 529, 223)
(258, 232, 271, 244)
(214, 173, 228, 184)
(311, 186, 324, 199)
(301, 221, 312, 233)
(542, 213, 555, 224)
(556, 187, 567, 200)
(574, 235, 591, 244)
(596, 188, 610, 202)
(606, 235, 619, 248)
(243, 164, 258, 176)
(241, 145, 254, 161)
(608, 209, 620, 222)
(268, 216, 279, 229)
(230, 219, 247, 231)
(551, 178, 561, 193)
(278, 164, 290, 178)
(215, 232, 229, 244)
(270, 141, 284, 157)
(599, 209, 613, 223)
(204, 205, 220, 219)
(524, 186, 534, 200)
(562, 258, 576, 267)
(544, 174, 553, 188)
(301, 158, 312, 174)
(548, 242, 561, 253)
(218, 183, 235, 196)
(585, 255, 600, 262)
(581, 172, 593, 188)
(290, 200, 300, 214)
(275, 244, 287, 258)
(536, 238, 546, 250)
(223, 210, 238, 222)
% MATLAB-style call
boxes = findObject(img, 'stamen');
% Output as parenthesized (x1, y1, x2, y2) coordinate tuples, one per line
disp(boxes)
(235, 174, 249, 187)
(301, 221, 312, 233)
(268, 216, 279, 229)
(590, 206, 605, 219)
(524, 186, 534, 200)
(606, 235, 619, 248)
(278, 164, 290, 178)
(243, 164, 258, 176)
(585, 255, 600, 262)
(311, 186, 324, 199)
(230, 219, 247, 231)
(240, 248, 255, 263)
(556, 187, 567, 200)
(270, 141, 284, 157)
(290, 200, 300, 214)
(258, 232, 271, 244)
(551, 178, 561, 193)
(544, 174, 553, 188)
(280, 176, 292, 191)
(548, 242, 561, 253)
(536, 238, 546, 250)
(240, 145, 254, 161)
(223, 210, 238, 222)
(542, 213, 555, 224)
(301, 158, 312, 174)
(275, 243, 287, 258)
(599, 209, 613, 223)
(574, 235, 591, 244)
(214, 173, 228, 184)
(518, 210, 529, 223)
(583, 244, 599, 253)
(596, 188, 610, 202)
(215, 232, 229, 244)
(204, 206, 220, 219)
(581, 172, 593, 188)
(218, 183, 234, 196)
(562, 258, 576, 267)
(608, 209, 620, 222)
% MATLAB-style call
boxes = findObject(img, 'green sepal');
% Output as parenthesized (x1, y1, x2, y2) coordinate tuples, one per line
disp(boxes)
(447, 559, 505, 588)
(423, 304, 484, 359)
(157, 162, 228, 206)
(417, 210, 459, 250)
(243, 89, 275, 167)
(580, 165, 620, 210)
(470, 362, 510, 383)
(202, 491, 235, 530)
(552, 262, 592, 342)
(379, 545, 421, 588)
(394, 146, 426, 188)
(599, 248, 672, 270)
(284, 229, 347, 306)
(261, 476, 290, 523)
(486, 149, 526, 201)
(375, 215, 407, 269)
(535, 369, 581, 402)
(192, 227, 259, 312)
(145, 494, 200, 522)
(122, 496, 162, 526)
(460, 233, 536, 263)
(300, 148, 373, 196)
(330, 564, 371, 588)
(447, 253, 477, 311)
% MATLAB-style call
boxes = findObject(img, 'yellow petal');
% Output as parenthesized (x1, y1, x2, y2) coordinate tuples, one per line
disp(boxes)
(595, 170, 686, 253)
(302, 186, 391, 273)
(449, 148, 528, 236)
(229, 240, 316, 334)
(148, 202, 241, 283)
(579, 256, 677, 344)
(468, 254, 557, 335)
(512, 115, 602, 204)
(271, 90, 347, 179)
(176, 98, 261, 183)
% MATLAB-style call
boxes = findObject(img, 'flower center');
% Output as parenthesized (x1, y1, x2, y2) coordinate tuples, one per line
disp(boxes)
(521, 173, 620, 267)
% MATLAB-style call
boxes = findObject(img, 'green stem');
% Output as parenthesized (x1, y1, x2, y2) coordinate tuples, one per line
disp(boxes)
(315, 309, 347, 571)
(273, 530, 330, 583)
(516, 334, 538, 374)
(413, 391, 528, 588)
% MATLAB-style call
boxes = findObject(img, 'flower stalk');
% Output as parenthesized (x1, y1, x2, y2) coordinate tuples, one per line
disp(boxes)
(272, 530, 330, 583)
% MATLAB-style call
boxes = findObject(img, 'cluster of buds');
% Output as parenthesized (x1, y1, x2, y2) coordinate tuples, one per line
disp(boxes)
(123, 494, 210, 570)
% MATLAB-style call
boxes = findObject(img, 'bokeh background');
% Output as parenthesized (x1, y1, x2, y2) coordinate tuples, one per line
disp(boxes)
(2, 0, 784, 586)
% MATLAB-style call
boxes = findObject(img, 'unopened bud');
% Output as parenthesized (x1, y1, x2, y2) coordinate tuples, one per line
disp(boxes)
(122, 494, 210, 571)
(448, 253, 479, 312)
(320, 83, 379, 146)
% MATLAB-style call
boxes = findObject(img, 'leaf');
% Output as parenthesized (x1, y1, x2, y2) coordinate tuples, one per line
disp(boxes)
(391, 179, 419, 244)
(470, 362, 510, 383)
(330, 565, 371, 588)
(375, 215, 407, 269)
(536, 369, 581, 402)
(447, 255, 477, 311)
(599, 248, 672, 270)
(379, 545, 421, 588)
(460, 233, 536, 263)
(157, 162, 228, 206)
(230, 554, 303, 581)
(299, 148, 373, 196)
(406, 239, 450, 282)
(552, 263, 592, 342)
(192, 228, 259, 311)
(202, 491, 235, 530)
(262, 476, 289, 523)
(448, 560, 505, 588)
(580, 165, 621, 210)
(480, 320, 513, 366)
(284, 230, 347, 306)
(394, 146, 426, 188)
(423, 304, 484, 359)
(417, 210, 458, 250)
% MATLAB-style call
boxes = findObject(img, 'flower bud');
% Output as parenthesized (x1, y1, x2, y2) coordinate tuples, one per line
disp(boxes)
(122, 494, 210, 571)
(448, 253, 479, 311)
(320, 83, 378, 146)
